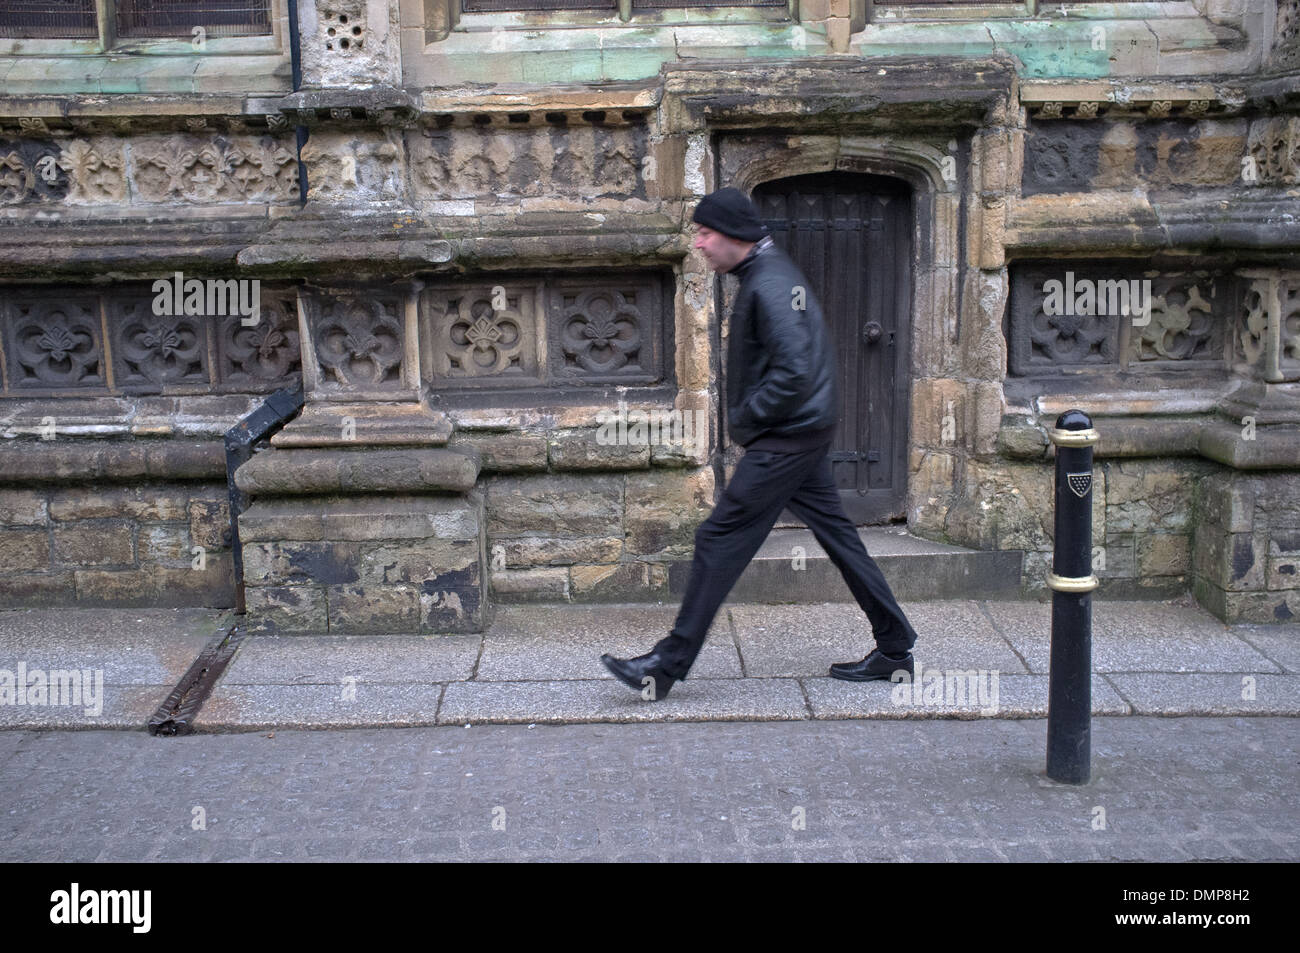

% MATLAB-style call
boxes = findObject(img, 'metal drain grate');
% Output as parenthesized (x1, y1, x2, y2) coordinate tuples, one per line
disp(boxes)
(148, 624, 246, 736)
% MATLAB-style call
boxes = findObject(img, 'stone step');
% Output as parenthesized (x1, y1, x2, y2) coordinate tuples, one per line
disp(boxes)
(663, 527, 1024, 604)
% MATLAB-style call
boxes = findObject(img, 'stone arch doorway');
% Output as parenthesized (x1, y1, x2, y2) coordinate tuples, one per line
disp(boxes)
(750, 170, 915, 524)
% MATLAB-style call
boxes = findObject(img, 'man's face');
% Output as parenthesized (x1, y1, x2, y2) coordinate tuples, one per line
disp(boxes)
(693, 225, 753, 274)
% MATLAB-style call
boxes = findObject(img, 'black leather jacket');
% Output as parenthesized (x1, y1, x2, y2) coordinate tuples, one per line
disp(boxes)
(724, 236, 839, 448)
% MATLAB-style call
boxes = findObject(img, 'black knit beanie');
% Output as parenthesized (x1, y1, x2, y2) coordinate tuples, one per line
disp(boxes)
(692, 188, 767, 242)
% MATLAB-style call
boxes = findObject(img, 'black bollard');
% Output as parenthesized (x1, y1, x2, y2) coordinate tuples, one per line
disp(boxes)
(1046, 409, 1099, 784)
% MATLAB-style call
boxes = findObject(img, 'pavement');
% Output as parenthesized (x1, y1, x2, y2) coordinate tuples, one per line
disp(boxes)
(0, 717, 1295, 861)
(0, 595, 1296, 730)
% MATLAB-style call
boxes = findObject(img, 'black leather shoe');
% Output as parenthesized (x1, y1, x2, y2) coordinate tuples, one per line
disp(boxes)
(829, 648, 914, 682)
(600, 650, 677, 701)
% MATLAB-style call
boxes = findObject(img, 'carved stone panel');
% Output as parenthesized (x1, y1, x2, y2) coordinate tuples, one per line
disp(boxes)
(422, 274, 668, 392)
(0, 139, 69, 205)
(1245, 116, 1300, 187)
(58, 138, 127, 204)
(1121, 276, 1229, 369)
(300, 129, 404, 203)
(214, 294, 303, 393)
(408, 121, 647, 203)
(303, 287, 408, 393)
(1236, 270, 1300, 383)
(424, 283, 542, 387)
(549, 279, 661, 385)
(1010, 264, 1233, 376)
(131, 134, 298, 204)
(107, 293, 211, 393)
(1, 294, 105, 391)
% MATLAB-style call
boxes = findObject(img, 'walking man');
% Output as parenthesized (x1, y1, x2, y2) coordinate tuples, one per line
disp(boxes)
(600, 187, 919, 700)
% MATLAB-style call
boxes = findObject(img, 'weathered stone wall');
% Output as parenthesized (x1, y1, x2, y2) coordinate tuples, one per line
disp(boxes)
(0, 480, 233, 608)
(1, 17, 1297, 628)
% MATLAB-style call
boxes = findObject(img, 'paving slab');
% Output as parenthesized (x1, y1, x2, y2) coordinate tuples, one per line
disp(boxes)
(730, 601, 1026, 677)
(981, 600, 1281, 673)
(217, 634, 481, 685)
(0, 607, 231, 730)
(804, 673, 1131, 719)
(1233, 623, 1300, 673)
(194, 683, 447, 731)
(1105, 673, 1300, 715)
(437, 677, 808, 725)
(478, 605, 738, 680)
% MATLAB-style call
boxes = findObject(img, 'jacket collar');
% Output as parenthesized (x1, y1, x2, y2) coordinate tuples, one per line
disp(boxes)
(727, 234, 774, 278)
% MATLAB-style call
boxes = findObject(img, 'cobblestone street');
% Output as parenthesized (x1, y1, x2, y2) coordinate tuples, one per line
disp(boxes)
(2, 716, 1295, 862)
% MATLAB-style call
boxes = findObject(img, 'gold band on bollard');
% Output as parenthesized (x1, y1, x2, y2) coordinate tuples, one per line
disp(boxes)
(1048, 427, 1100, 447)
(1047, 572, 1099, 593)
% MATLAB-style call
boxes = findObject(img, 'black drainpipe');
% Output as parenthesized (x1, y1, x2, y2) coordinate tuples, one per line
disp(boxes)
(287, 0, 309, 205)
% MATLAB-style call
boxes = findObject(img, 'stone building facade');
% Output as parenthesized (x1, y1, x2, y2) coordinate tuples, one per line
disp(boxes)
(0, 0, 1297, 630)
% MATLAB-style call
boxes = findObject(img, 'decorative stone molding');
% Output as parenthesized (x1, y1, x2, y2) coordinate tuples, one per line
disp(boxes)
(0, 133, 295, 207)
(1245, 115, 1300, 186)
(408, 120, 647, 203)
(1235, 270, 1300, 383)
(0, 139, 69, 205)
(132, 134, 298, 204)
(0, 286, 302, 396)
(299, 128, 403, 203)
(1008, 264, 1235, 375)
(1273, 0, 1300, 71)
(1021, 82, 1245, 122)
(423, 276, 668, 389)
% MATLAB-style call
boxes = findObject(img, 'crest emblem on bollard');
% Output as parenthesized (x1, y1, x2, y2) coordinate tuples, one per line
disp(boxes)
(1067, 472, 1092, 498)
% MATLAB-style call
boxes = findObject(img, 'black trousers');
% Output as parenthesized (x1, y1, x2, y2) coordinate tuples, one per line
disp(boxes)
(654, 442, 919, 679)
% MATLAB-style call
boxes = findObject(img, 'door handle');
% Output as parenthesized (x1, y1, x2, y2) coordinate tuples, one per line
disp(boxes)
(863, 321, 883, 345)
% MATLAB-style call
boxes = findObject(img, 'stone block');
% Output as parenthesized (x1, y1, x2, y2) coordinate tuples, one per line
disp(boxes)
(448, 432, 548, 472)
(492, 536, 623, 569)
(1136, 533, 1191, 579)
(0, 530, 51, 572)
(491, 567, 570, 601)
(420, 583, 488, 633)
(548, 429, 651, 471)
(1097, 533, 1136, 579)
(1254, 473, 1300, 527)
(1267, 531, 1300, 590)
(73, 558, 234, 607)
(243, 541, 363, 587)
(189, 499, 232, 550)
(328, 585, 421, 634)
(0, 490, 48, 526)
(1194, 529, 1268, 592)
(139, 525, 195, 568)
(48, 485, 191, 522)
(0, 572, 76, 605)
(244, 585, 328, 633)
(239, 496, 480, 543)
(52, 523, 134, 567)
(570, 561, 669, 602)
(1196, 472, 1255, 533)
(486, 473, 622, 538)
(359, 540, 481, 586)
(1105, 460, 1200, 534)
(624, 467, 714, 556)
